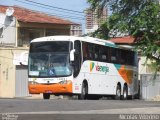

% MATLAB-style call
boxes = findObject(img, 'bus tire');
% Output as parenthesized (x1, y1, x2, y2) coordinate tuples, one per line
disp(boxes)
(78, 82, 88, 100)
(122, 85, 128, 100)
(115, 85, 121, 100)
(43, 93, 50, 99)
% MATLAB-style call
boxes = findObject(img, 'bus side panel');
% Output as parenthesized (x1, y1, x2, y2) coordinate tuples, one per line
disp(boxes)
(73, 61, 129, 95)
(72, 72, 86, 94)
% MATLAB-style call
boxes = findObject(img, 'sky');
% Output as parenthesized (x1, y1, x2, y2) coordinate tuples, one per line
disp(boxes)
(0, 0, 90, 32)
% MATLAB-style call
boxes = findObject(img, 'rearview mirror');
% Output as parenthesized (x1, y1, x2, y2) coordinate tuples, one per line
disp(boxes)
(70, 49, 75, 61)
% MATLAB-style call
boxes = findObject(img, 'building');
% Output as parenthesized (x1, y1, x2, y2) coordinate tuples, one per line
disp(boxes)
(0, 5, 81, 98)
(0, 5, 82, 47)
(70, 24, 82, 36)
(85, 8, 107, 34)
(110, 36, 135, 44)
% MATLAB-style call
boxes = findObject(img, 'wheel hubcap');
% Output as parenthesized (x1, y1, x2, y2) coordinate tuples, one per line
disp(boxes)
(117, 89, 121, 97)
(82, 87, 85, 95)
(124, 91, 127, 98)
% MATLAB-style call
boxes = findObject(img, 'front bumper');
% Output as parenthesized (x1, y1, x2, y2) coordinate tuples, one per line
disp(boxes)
(28, 81, 72, 94)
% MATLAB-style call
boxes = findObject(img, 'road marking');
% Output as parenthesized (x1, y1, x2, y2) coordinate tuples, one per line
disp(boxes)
(0, 107, 160, 114)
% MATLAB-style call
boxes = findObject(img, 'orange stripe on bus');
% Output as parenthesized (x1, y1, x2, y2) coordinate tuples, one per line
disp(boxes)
(118, 65, 133, 85)
(28, 81, 72, 94)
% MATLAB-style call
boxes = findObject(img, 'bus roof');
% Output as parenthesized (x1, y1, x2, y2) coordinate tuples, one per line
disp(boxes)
(30, 36, 135, 51)
(30, 36, 117, 48)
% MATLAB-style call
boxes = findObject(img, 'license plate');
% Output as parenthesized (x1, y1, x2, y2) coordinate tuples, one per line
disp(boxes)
(46, 91, 52, 93)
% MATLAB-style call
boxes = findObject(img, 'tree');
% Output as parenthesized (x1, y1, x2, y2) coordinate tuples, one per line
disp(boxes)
(90, 21, 110, 40)
(87, 0, 160, 73)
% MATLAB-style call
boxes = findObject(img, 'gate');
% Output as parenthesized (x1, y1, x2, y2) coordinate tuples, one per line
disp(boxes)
(141, 74, 160, 100)
(15, 66, 29, 97)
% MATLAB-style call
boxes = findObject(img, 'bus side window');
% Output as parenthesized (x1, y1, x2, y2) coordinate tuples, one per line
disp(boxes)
(99, 46, 109, 62)
(121, 50, 127, 65)
(117, 50, 124, 64)
(100, 46, 105, 62)
(82, 42, 89, 61)
(94, 45, 99, 61)
(106, 47, 110, 63)
(127, 51, 134, 65)
(102, 55, 107, 61)
(111, 48, 117, 63)
(88, 43, 94, 60)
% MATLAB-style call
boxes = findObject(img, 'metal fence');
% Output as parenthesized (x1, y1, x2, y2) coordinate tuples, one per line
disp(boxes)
(140, 74, 160, 100)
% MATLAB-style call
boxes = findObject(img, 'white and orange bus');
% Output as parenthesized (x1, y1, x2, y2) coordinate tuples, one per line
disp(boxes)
(28, 36, 138, 99)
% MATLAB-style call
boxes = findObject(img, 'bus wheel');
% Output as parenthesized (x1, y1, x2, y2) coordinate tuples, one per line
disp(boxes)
(115, 85, 121, 100)
(78, 83, 88, 100)
(122, 85, 128, 100)
(43, 93, 50, 99)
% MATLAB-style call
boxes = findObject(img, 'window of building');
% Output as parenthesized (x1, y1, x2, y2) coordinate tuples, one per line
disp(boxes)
(18, 28, 42, 47)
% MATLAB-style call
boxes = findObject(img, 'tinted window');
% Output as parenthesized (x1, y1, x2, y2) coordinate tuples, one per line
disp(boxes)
(30, 41, 71, 53)
(82, 41, 136, 66)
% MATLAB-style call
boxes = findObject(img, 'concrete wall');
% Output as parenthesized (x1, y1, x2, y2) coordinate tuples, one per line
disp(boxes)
(0, 48, 28, 98)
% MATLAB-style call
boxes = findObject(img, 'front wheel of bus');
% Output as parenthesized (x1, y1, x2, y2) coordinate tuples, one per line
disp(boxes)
(43, 93, 50, 99)
(78, 83, 88, 100)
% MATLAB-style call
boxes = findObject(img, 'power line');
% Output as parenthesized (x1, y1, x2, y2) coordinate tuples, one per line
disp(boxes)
(14, 0, 85, 16)
(46, 12, 85, 20)
(13, 0, 86, 21)
(24, 0, 84, 14)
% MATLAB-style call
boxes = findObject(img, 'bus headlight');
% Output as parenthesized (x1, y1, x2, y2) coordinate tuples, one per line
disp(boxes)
(28, 81, 39, 85)
(59, 80, 71, 84)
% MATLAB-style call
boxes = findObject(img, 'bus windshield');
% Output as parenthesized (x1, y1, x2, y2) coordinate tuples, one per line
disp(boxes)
(28, 41, 72, 77)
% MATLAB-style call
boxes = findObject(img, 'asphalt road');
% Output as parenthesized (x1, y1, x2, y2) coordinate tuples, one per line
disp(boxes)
(0, 98, 160, 120)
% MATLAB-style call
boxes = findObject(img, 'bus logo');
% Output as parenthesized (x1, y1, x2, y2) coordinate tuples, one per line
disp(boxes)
(96, 65, 109, 73)
(90, 62, 109, 73)
(90, 62, 95, 72)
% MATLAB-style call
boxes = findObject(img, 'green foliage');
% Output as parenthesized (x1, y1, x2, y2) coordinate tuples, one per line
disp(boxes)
(87, 0, 160, 73)
(89, 21, 110, 40)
